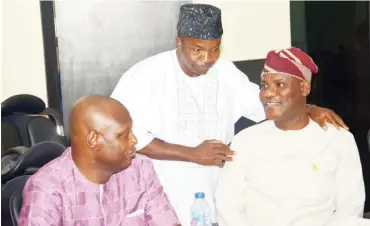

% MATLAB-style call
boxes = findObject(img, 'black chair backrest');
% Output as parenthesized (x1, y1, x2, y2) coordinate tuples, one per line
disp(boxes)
(1, 94, 45, 117)
(1, 175, 31, 226)
(1, 122, 21, 152)
(10, 186, 24, 226)
(1, 94, 46, 150)
(1, 110, 67, 152)
(1, 141, 65, 184)
(1, 94, 67, 152)
(2, 114, 39, 149)
(28, 117, 65, 145)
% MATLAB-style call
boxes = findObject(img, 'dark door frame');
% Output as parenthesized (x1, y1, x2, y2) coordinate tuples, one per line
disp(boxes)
(39, 1, 62, 120)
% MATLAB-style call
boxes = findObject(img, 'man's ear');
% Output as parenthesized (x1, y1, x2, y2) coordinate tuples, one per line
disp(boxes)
(175, 37, 183, 49)
(300, 81, 311, 97)
(87, 130, 100, 151)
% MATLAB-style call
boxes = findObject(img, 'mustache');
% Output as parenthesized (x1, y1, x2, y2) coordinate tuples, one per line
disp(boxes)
(262, 100, 282, 103)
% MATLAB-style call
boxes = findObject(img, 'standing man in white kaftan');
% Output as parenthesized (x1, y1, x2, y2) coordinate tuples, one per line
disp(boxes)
(111, 4, 348, 225)
(216, 47, 367, 226)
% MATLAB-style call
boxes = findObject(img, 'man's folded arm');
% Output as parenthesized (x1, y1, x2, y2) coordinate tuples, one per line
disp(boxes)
(18, 180, 61, 226)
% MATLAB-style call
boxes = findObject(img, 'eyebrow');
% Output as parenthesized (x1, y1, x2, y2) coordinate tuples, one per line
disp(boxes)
(188, 44, 203, 49)
(273, 78, 286, 82)
(117, 127, 130, 135)
(260, 77, 287, 84)
(190, 43, 220, 49)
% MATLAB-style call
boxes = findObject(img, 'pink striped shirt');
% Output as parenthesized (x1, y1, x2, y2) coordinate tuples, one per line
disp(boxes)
(18, 147, 180, 226)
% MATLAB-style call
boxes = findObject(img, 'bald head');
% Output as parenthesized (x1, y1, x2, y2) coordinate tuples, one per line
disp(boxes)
(69, 95, 137, 180)
(70, 95, 130, 133)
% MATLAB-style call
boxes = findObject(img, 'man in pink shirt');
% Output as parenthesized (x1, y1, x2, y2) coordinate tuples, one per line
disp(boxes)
(18, 95, 180, 226)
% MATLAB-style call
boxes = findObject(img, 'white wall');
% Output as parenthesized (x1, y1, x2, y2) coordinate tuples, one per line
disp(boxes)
(1, 0, 48, 104)
(193, 0, 291, 61)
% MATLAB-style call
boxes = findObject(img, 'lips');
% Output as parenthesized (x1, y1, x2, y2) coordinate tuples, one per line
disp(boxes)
(127, 149, 136, 159)
(198, 65, 208, 71)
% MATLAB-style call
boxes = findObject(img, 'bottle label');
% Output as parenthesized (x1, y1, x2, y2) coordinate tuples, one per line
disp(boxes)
(191, 212, 211, 226)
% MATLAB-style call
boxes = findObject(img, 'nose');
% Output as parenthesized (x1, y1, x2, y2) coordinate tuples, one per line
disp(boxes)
(261, 86, 277, 98)
(199, 52, 212, 64)
(129, 132, 138, 145)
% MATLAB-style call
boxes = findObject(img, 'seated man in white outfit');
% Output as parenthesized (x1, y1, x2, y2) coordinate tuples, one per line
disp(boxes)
(215, 47, 367, 226)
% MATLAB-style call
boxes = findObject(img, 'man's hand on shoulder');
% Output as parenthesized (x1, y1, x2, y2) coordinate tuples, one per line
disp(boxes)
(306, 104, 349, 131)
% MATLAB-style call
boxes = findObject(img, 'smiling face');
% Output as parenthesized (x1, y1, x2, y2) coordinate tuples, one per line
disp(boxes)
(259, 73, 311, 121)
(176, 36, 221, 76)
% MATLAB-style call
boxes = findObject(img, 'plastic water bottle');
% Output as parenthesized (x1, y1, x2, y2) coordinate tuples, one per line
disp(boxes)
(190, 192, 212, 226)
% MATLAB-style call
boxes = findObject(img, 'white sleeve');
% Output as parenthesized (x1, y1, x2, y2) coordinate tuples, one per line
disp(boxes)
(325, 132, 367, 226)
(131, 123, 155, 151)
(111, 66, 155, 150)
(229, 62, 266, 123)
(215, 138, 247, 226)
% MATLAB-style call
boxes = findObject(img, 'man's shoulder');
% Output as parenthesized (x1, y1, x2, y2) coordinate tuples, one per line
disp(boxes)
(213, 58, 238, 73)
(127, 50, 175, 75)
(139, 49, 173, 63)
(232, 120, 271, 146)
(235, 120, 271, 137)
(319, 122, 356, 142)
(26, 149, 73, 193)
(112, 50, 175, 98)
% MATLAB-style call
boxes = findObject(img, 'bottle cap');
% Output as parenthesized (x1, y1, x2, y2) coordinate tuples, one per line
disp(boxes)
(195, 192, 205, 199)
